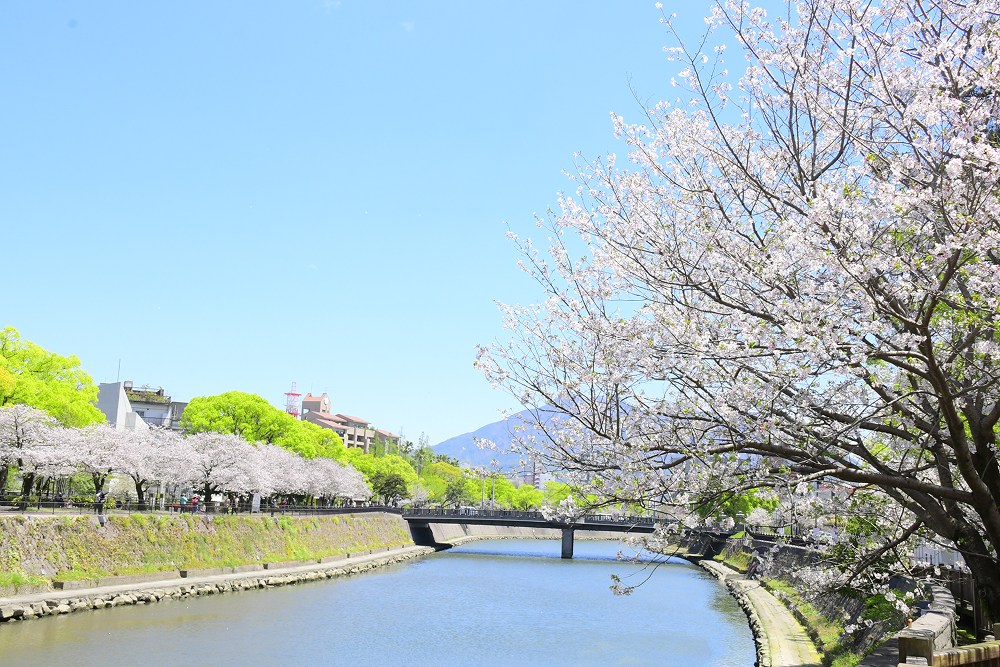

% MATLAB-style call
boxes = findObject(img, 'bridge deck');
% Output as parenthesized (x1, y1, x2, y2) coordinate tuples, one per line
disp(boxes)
(401, 509, 658, 533)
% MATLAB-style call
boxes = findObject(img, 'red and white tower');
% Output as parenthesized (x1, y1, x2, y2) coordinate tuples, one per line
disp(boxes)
(284, 382, 302, 419)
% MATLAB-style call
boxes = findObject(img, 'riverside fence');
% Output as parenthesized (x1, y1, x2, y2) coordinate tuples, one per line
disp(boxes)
(0, 494, 403, 517)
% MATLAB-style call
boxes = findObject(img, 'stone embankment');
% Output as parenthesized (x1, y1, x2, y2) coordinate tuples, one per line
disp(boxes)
(0, 511, 413, 596)
(0, 545, 434, 624)
(700, 559, 822, 667)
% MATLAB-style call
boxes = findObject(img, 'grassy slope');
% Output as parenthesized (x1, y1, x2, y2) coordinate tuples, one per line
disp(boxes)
(712, 552, 863, 667)
(0, 513, 413, 585)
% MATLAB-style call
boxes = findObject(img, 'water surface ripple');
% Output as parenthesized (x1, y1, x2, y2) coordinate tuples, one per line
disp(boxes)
(0, 539, 755, 666)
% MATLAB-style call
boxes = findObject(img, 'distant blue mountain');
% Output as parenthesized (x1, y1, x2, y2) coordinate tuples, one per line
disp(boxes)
(433, 409, 551, 470)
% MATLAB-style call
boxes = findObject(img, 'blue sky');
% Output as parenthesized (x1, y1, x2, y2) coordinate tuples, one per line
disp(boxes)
(1, 1, 724, 444)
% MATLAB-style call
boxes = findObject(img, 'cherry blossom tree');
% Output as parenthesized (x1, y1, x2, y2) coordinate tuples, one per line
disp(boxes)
(70, 424, 132, 494)
(0, 405, 65, 497)
(477, 0, 1000, 607)
(185, 431, 260, 502)
(115, 427, 190, 508)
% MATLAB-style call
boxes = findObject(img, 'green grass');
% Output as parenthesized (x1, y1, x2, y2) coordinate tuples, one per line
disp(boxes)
(763, 578, 864, 667)
(713, 550, 752, 572)
(0, 514, 413, 585)
(0, 571, 47, 587)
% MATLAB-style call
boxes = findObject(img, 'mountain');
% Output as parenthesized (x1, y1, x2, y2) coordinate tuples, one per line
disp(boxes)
(433, 409, 549, 470)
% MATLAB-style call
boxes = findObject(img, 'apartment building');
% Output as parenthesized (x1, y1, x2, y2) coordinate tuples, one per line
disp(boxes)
(300, 392, 399, 454)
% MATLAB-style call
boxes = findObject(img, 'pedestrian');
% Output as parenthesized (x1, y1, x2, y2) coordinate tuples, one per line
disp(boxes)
(192, 495, 199, 514)
(180, 493, 188, 513)
(95, 490, 107, 526)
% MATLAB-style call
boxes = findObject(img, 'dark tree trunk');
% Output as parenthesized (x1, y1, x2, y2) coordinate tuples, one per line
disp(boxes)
(955, 527, 1000, 629)
(19, 471, 35, 508)
(92, 472, 106, 494)
(134, 479, 147, 509)
(0, 464, 8, 498)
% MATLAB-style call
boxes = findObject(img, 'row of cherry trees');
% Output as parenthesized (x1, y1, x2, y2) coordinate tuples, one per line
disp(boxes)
(0, 404, 371, 505)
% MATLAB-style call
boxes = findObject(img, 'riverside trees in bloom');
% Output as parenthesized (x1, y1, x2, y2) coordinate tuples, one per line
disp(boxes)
(0, 405, 370, 505)
(476, 0, 1000, 608)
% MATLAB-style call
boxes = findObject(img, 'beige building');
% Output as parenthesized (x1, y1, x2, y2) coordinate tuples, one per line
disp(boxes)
(301, 393, 399, 454)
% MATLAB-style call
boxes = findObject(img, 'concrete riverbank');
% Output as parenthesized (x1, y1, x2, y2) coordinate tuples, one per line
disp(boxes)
(0, 545, 434, 623)
(700, 559, 822, 667)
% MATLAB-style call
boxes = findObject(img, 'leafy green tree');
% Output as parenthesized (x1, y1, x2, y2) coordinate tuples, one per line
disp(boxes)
(413, 445, 434, 479)
(511, 484, 543, 510)
(341, 448, 418, 490)
(370, 471, 408, 504)
(0, 327, 104, 427)
(696, 488, 779, 520)
(0, 327, 104, 495)
(180, 390, 338, 458)
(544, 482, 573, 504)
(444, 478, 472, 507)
(300, 420, 346, 458)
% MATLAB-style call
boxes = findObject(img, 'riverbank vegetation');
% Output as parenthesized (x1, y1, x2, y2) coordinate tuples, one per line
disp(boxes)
(0, 513, 412, 589)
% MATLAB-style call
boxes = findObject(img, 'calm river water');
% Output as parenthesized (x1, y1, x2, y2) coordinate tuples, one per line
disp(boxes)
(0, 539, 754, 666)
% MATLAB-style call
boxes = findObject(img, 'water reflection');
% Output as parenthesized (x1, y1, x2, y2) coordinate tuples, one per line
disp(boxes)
(0, 540, 754, 667)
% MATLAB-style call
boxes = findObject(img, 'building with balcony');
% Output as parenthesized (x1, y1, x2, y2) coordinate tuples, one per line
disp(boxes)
(300, 392, 398, 454)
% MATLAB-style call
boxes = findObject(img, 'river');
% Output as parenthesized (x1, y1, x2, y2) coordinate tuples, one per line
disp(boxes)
(0, 539, 755, 666)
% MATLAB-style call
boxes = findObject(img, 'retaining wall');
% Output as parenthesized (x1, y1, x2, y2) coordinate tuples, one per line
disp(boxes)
(0, 512, 413, 595)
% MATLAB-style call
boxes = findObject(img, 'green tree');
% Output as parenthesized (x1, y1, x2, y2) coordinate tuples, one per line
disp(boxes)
(0, 327, 104, 495)
(370, 471, 408, 504)
(180, 391, 340, 458)
(342, 449, 417, 488)
(544, 482, 574, 504)
(511, 484, 543, 510)
(444, 478, 472, 507)
(0, 327, 104, 427)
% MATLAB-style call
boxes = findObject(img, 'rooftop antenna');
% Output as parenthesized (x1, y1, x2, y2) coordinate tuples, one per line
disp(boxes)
(284, 382, 302, 419)
(117, 359, 121, 383)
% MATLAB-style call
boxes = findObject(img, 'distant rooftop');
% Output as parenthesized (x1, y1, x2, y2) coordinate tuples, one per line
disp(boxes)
(336, 414, 368, 425)
(124, 382, 171, 404)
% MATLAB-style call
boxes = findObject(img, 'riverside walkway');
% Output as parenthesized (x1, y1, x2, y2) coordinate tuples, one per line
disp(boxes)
(0, 545, 434, 620)
(701, 559, 821, 667)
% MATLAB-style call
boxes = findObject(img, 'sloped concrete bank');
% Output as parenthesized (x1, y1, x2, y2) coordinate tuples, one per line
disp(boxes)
(0, 545, 434, 625)
(699, 559, 822, 667)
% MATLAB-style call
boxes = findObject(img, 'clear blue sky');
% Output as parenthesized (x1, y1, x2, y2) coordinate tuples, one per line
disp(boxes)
(1, 1, 722, 445)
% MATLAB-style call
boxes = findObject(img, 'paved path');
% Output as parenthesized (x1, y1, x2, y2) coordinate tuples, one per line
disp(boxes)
(741, 579, 823, 667)
(700, 560, 821, 667)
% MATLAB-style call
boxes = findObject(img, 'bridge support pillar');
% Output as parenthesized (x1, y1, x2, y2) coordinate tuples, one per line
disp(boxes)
(561, 528, 574, 559)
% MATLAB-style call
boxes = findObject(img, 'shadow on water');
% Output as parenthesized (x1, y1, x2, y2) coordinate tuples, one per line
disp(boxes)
(447, 538, 688, 564)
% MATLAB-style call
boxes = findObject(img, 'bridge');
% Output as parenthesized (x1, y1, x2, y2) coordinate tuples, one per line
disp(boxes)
(401, 507, 658, 559)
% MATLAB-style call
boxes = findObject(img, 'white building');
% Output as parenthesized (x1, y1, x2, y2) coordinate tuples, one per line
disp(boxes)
(96, 381, 187, 431)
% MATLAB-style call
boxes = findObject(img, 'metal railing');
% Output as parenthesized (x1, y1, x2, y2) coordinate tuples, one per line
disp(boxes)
(0, 495, 402, 517)
(402, 507, 657, 525)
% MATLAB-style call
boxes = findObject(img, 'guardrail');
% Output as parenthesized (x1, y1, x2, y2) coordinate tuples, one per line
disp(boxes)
(402, 507, 657, 525)
(0, 497, 402, 517)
